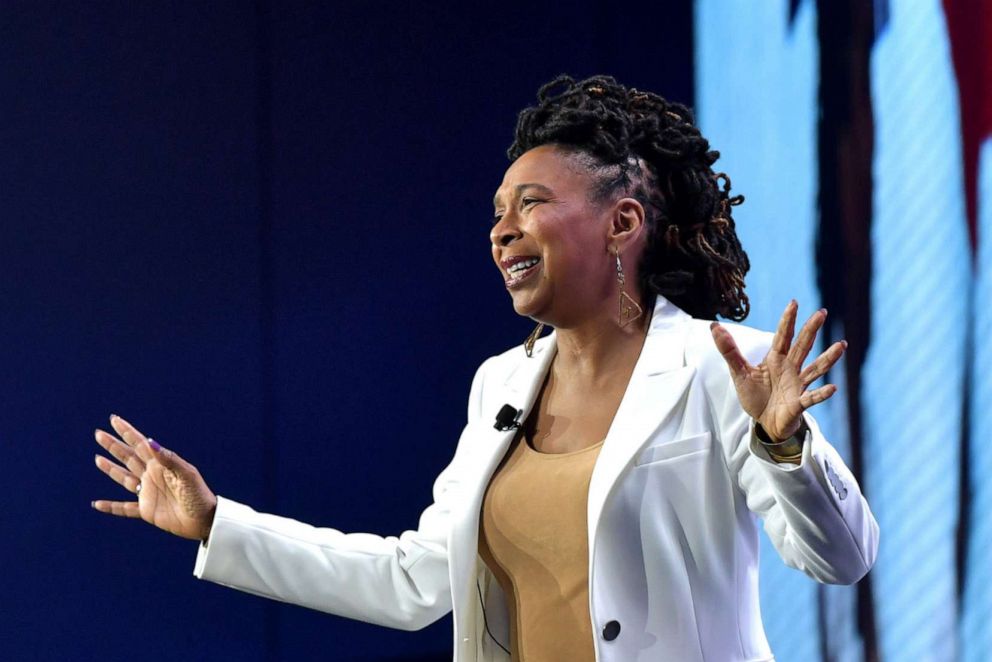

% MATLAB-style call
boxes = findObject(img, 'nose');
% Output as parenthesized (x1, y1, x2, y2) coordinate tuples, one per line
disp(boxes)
(490, 210, 522, 247)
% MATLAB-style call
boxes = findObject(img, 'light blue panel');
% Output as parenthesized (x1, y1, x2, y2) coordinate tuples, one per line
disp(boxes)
(962, 137, 992, 662)
(864, 1, 968, 660)
(695, 2, 826, 660)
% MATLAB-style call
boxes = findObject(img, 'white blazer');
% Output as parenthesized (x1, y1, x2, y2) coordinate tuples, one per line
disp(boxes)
(194, 296, 879, 661)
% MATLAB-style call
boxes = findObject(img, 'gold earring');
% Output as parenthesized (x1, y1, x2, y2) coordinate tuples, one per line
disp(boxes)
(614, 249, 643, 327)
(524, 322, 545, 357)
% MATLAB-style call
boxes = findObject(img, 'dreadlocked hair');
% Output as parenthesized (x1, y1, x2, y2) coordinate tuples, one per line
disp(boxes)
(507, 74, 750, 321)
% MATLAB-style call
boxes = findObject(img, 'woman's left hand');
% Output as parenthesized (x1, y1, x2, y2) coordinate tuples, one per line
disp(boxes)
(709, 300, 846, 441)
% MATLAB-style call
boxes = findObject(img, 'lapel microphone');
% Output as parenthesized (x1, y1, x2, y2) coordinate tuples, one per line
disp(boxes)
(494, 404, 523, 431)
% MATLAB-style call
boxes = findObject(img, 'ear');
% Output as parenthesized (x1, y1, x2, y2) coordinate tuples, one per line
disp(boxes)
(606, 197, 646, 251)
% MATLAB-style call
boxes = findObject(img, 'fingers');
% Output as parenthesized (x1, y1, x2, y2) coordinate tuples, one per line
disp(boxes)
(800, 340, 847, 388)
(788, 308, 828, 367)
(96, 418, 189, 478)
(144, 438, 193, 480)
(95, 428, 146, 476)
(94, 454, 141, 493)
(109, 415, 154, 463)
(771, 300, 798, 354)
(710, 322, 749, 378)
(91, 499, 141, 518)
(109, 414, 144, 447)
(147, 438, 182, 470)
(800, 383, 838, 409)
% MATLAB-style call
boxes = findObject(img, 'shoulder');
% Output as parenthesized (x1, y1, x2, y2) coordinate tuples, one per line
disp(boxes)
(465, 334, 551, 417)
(474, 334, 548, 380)
(679, 317, 772, 418)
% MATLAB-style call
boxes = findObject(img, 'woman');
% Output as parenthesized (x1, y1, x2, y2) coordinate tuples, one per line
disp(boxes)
(92, 75, 878, 661)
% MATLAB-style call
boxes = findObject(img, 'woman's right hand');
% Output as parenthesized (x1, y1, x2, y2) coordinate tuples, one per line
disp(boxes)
(93, 415, 217, 541)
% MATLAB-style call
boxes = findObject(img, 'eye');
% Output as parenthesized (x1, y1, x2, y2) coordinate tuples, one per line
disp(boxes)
(522, 197, 541, 207)
(492, 212, 503, 225)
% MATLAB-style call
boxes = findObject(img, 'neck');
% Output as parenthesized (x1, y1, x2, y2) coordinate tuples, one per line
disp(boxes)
(551, 301, 652, 383)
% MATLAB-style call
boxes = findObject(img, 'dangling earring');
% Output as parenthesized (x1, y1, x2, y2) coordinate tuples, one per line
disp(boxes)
(614, 248, 643, 327)
(524, 322, 545, 358)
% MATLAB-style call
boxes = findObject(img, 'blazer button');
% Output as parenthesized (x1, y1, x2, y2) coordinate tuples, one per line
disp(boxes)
(602, 620, 621, 641)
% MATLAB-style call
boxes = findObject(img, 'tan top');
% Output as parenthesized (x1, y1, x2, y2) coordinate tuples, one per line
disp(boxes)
(478, 432, 604, 661)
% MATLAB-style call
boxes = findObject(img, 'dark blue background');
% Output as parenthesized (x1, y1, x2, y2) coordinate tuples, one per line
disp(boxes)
(0, 2, 691, 659)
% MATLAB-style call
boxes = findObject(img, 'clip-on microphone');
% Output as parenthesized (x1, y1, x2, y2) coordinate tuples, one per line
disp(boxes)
(494, 404, 523, 431)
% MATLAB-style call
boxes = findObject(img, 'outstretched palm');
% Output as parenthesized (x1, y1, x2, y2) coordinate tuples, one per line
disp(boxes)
(93, 415, 216, 541)
(710, 300, 846, 441)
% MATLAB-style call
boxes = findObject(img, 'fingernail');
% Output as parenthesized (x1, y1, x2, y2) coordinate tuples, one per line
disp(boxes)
(110, 414, 118, 422)
(842, 340, 849, 348)
(90, 501, 96, 509)
(820, 308, 828, 315)
(148, 438, 161, 452)
(709, 321, 718, 330)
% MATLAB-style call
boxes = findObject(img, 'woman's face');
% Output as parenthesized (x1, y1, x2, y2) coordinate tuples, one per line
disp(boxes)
(490, 144, 620, 326)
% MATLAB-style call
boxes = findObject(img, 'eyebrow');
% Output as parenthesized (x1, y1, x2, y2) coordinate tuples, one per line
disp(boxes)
(493, 183, 554, 208)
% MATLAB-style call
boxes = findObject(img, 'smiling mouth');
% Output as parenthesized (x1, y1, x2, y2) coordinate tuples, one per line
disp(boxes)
(505, 257, 541, 288)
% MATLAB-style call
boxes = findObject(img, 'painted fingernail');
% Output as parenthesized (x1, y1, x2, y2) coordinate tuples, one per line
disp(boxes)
(148, 438, 161, 452)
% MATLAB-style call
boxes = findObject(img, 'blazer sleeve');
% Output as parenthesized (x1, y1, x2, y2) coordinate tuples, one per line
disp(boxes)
(191, 358, 492, 631)
(694, 322, 879, 585)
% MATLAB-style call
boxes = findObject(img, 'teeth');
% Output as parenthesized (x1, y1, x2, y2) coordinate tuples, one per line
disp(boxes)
(508, 258, 540, 274)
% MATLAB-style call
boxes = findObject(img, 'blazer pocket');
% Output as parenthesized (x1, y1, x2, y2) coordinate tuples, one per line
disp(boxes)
(634, 432, 712, 467)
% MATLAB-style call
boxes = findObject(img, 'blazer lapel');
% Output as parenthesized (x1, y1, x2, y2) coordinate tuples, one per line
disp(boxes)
(447, 334, 557, 636)
(586, 298, 694, 547)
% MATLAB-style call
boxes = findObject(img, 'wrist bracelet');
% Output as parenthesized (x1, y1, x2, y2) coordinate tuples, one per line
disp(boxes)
(766, 448, 804, 462)
(755, 420, 807, 460)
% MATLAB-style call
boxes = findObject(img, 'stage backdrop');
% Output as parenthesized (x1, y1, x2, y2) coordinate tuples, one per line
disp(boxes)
(0, 2, 693, 660)
(697, 0, 992, 661)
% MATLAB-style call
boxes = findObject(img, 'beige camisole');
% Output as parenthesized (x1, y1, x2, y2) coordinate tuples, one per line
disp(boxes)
(478, 432, 604, 661)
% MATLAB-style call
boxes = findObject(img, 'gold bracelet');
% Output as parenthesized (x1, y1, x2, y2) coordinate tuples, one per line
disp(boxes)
(766, 448, 804, 463)
(756, 421, 807, 461)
